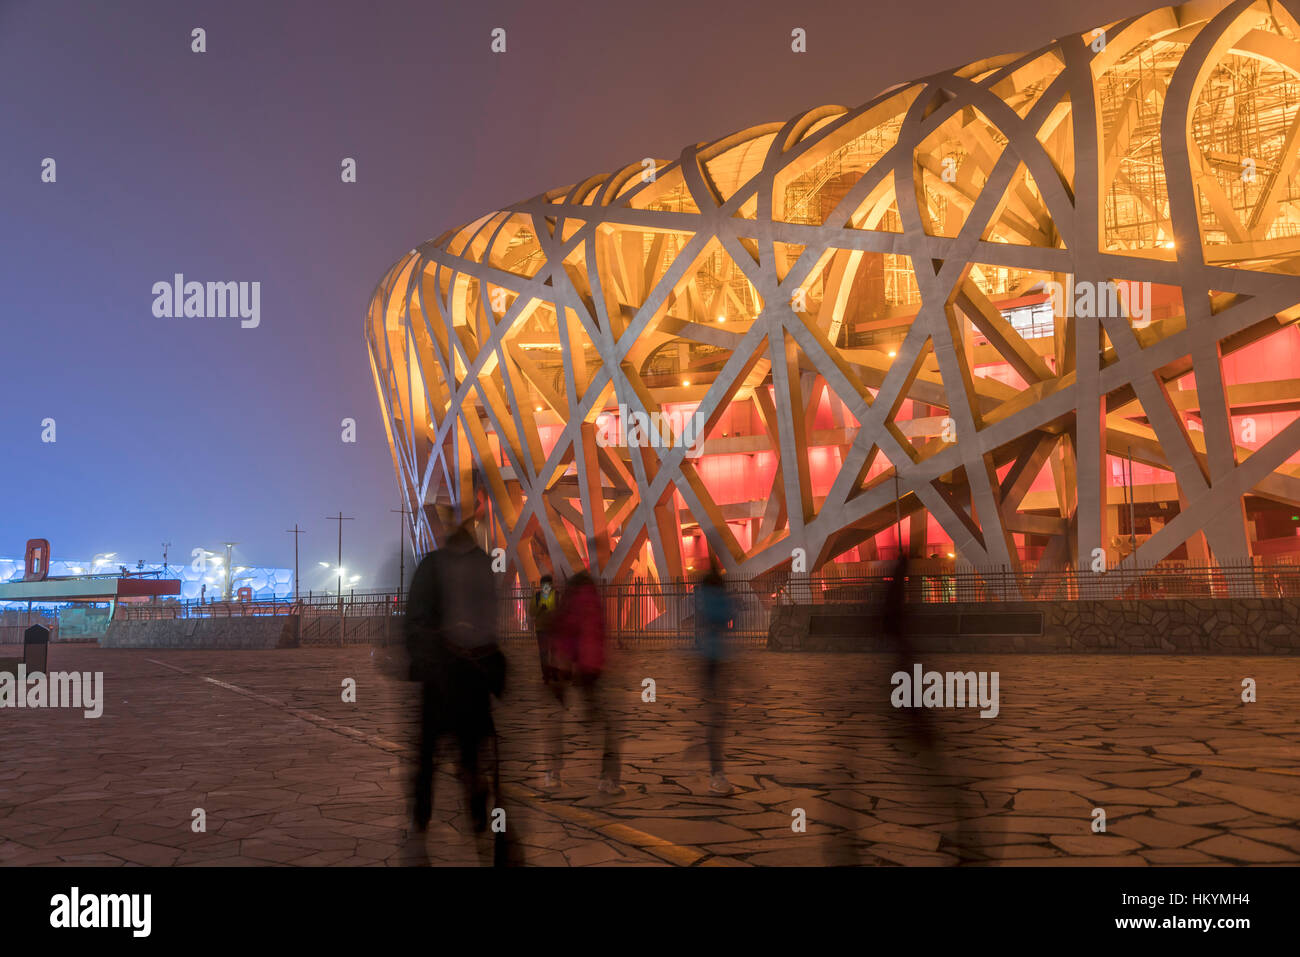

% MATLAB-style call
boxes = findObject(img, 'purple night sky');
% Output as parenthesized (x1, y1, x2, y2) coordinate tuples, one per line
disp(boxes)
(0, 0, 1157, 588)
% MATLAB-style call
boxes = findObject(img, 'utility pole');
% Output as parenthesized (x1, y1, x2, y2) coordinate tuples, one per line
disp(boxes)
(325, 513, 354, 647)
(285, 524, 306, 601)
(390, 505, 412, 603)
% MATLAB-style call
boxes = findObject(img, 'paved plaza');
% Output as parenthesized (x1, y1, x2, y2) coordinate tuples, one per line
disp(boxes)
(1, 644, 1298, 866)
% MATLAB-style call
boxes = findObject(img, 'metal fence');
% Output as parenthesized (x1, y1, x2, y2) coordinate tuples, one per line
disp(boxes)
(0, 623, 59, 644)
(110, 560, 1300, 640)
(495, 579, 771, 644)
(948, 560, 1300, 601)
(115, 590, 401, 622)
(0, 609, 61, 644)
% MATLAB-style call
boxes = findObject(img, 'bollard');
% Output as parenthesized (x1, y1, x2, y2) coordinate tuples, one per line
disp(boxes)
(24, 624, 50, 674)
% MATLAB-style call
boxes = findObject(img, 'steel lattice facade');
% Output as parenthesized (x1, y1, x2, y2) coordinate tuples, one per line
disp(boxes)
(368, 0, 1300, 589)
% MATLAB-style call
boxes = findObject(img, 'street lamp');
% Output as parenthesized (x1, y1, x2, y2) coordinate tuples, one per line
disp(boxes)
(221, 542, 239, 601)
(229, 570, 256, 600)
(192, 549, 219, 604)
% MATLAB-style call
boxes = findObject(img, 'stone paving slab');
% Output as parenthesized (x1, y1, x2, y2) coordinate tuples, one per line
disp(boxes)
(1, 647, 1298, 865)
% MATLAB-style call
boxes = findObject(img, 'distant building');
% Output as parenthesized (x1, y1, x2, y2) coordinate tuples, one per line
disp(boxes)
(0, 558, 293, 605)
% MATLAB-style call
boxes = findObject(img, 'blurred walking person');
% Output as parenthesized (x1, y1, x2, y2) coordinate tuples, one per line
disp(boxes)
(882, 556, 928, 746)
(880, 554, 973, 865)
(695, 562, 736, 794)
(531, 574, 568, 788)
(531, 575, 563, 689)
(406, 520, 508, 857)
(545, 564, 624, 795)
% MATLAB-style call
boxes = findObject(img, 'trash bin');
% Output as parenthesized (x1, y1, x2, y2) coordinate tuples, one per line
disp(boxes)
(24, 624, 49, 674)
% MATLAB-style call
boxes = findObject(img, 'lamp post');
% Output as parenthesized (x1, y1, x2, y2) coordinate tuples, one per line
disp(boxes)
(221, 542, 239, 601)
(194, 548, 219, 606)
(325, 513, 354, 647)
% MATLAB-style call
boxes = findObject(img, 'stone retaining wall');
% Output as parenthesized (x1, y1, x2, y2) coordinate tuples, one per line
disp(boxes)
(101, 616, 299, 650)
(769, 598, 1300, 653)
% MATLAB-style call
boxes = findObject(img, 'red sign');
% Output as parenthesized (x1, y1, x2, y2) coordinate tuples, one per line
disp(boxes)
(117, 578, 181, 598)
(23, 539, 50, 582)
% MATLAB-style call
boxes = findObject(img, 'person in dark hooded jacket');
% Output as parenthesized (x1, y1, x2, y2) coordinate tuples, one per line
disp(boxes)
(406, 521, 505, 835)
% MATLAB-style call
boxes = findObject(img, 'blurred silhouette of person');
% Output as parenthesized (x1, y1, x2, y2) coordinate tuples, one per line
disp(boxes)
(883, 555, 934, 751)
(880, 553, 973, 865)
(532, 573, 569, 789)
(545, 558, 623, 795)
(406, 519, 508, 855)
(695, 560, 736, 794)
(530, 575, 564, 694)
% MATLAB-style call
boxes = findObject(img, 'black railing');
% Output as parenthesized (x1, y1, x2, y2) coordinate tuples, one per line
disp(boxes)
(112, 560, 1300, 637)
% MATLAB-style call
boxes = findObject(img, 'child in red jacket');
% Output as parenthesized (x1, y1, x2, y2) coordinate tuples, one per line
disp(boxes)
(543, 571, 623, 794)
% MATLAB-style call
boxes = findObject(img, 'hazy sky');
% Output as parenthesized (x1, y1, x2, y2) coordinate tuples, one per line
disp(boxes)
(0, 0, 1161, 589)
